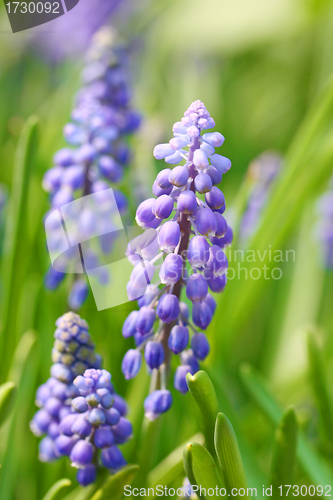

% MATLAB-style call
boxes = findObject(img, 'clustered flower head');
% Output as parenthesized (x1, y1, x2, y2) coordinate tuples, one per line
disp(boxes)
(239, 152, 281, 244)
(43, 27, 140, 310)
(30, 312, 130, 485)
(56, 368, 132, 486)
(316, 177, 333, 269)
(121, 100, 233, 419)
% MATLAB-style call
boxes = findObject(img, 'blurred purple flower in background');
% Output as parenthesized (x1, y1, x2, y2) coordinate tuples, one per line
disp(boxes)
(239, 151, 282, 245)
(43, 27, 140, 309)
(30, 0, 124, 62)
(316, 177, 333, 269)
(121, 100, 233, 419)
(0, 184, 7, 212)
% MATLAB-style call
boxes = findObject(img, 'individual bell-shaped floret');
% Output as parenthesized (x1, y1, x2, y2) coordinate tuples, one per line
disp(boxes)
(174, 365, 193, 394)
(187, 236, 210, 268)
(156, 294, 180, 323)
(144, 390, 173, 421)
(144, 341, 165, 369)
(177, 191, 197, 214)
(159, 254, 183, 285)
(168, 325, 189, 354)
(195, 208, 217, 238)
(191, 333, 210, 360)
(158, 221, 180, 252)
(121, 349, 142, 380)
(186, 273, 208, 303)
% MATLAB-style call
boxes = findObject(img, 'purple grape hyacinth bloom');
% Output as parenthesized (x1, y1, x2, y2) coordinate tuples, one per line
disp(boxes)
(43, 28, 140, 310)
(30, 312, 101, 461)
(30, 313, 130, 486)
(55, 368, 132, 485)
(121, 100, 233, 418)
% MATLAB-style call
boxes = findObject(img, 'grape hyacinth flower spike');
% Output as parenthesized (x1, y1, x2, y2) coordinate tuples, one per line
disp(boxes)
(30, 312, 101, 461)
(30, 312, 130, 486)
(43, 27, 140, 310)
(57, 368, 132, 486)
(122, 100, 233, 419)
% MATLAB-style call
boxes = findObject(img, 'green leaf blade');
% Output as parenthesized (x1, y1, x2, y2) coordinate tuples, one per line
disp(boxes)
(0, 115, 39, 380)
(270, 408, 298, 500)
(184, 442, 223, 500)
(183, 442, 204, 500)
(307, 333, 333, 443)
(186, 371, 218, 456)
(214, 413, 247, 496)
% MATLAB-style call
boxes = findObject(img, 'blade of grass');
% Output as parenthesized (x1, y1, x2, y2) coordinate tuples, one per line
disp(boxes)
(214, 413, 247, 497)
(0, 115, 39, 381)
(186, 371, 218, 458)
(207, 369, 266, 495)
(0, 381, 16, 427)
(148, 433, 204, 489)
(121, 365, 150, 461)
(270, 408, 298, 500)
(183, 443, 205, 500)
(184, 442, 223, 500)
(307, 333, 333, 443)
(0, 329, 39, 499)
(133, 416, 162, 488)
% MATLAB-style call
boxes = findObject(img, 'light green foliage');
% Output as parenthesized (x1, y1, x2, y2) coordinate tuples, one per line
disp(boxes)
(186, 371, 218, 457)
(269, 409, 298, 500)
(214, 413, 247, 497)
(0, 381, 16, 426)
(90, 465, 139, 500)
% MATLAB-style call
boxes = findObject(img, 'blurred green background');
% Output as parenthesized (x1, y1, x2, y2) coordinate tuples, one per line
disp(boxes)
(1, 0, 333, 498)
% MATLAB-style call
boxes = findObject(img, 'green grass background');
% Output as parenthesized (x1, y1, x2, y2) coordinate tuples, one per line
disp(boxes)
(1, 0, 333, 498)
